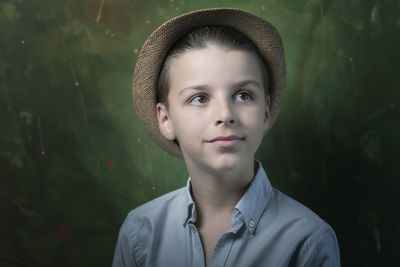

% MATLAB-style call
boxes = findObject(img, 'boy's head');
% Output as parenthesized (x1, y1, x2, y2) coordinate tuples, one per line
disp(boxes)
(156, 42, 271, 171)
(132, 8, 286, 158)
(156, 25, 270, 147)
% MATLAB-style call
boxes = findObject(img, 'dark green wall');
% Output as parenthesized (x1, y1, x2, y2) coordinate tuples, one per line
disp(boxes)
(1, 0, 399, 266)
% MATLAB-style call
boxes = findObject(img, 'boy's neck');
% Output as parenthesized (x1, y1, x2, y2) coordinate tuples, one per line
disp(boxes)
(186, 158, 258, 223)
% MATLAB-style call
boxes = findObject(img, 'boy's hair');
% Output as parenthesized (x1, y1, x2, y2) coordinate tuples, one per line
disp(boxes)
(157, 25, 270, 110)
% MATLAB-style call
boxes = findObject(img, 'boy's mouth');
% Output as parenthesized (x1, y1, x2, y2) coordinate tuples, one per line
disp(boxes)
(206, 135, 244, 148)
(208, 135, 243, 142)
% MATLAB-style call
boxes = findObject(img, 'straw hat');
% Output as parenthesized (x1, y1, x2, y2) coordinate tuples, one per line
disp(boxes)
(132, 8, 286, 158)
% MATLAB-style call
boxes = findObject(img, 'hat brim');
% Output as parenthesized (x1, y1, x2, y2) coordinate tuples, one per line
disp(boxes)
(133, 8, 286, 158)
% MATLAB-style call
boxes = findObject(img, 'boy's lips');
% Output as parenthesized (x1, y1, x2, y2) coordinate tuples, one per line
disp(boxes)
(206, 135, 244, 148)
(208, 135, 243, 142)
(207, 135, 244, 148)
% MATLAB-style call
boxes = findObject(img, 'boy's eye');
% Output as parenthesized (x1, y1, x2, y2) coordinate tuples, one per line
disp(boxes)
(189, 95, 208, 105)
(234, 91, 253, 102)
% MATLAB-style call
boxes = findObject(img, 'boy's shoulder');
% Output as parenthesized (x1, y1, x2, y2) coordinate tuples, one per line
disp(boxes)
(261, 186, 335, 237)
(123, 185, 188, 227)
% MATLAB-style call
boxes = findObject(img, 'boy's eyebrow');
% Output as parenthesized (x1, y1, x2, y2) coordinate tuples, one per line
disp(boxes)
(234, 79, 263, 90)
(178, 79, 262, 96)
(178, 84, 211, 96)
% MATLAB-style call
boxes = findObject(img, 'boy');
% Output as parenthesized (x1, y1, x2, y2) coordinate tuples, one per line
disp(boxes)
(113, 8, 340, 267)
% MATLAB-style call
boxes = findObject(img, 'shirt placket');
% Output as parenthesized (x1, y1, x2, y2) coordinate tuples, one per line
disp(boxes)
(188, 221, 241, 267)
(208, 232, 236, 267)
(188, 222, 206, 267)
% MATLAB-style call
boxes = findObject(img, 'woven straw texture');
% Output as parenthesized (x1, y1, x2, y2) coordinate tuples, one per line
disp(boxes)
(132, 8, 286, 158)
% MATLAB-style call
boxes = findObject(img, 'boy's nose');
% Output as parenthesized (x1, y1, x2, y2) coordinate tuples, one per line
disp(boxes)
(214, 98, 236, 127)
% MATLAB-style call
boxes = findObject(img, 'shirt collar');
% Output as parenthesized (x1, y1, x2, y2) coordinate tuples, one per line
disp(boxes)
(182, 178, 196, 228)
(182, 160, 273, 234)
(234, 160, 273, 234)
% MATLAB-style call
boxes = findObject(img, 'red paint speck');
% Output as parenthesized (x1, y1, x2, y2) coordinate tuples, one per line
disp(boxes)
(107, 159, 112, 170)
(57, 225, 100, 267)
(57, 225, 71, 239)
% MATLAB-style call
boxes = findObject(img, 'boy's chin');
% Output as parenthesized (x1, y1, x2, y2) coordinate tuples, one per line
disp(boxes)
(201, 153, 251, 173)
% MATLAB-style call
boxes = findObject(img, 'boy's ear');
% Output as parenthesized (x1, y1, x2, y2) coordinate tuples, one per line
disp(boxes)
(156, 102, 176, 141)
(263, 95, 271, 134)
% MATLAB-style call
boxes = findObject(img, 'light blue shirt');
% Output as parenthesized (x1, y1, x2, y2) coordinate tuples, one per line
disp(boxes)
(112, 161, 340, 267)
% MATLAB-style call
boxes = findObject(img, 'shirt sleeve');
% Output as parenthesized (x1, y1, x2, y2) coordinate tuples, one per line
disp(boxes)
(297, 224, 341, 267)
(112, 216, 139, 267)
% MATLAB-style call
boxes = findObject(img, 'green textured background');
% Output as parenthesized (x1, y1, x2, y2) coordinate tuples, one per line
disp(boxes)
(1, 0, 399, 266)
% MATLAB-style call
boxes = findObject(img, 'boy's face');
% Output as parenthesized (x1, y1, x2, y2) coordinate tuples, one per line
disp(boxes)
(157, 45, 270, 173)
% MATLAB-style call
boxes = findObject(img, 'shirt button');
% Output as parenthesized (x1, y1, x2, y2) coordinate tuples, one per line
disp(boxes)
(191, 226, 197, 233)
(249, 219, 255, 228)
